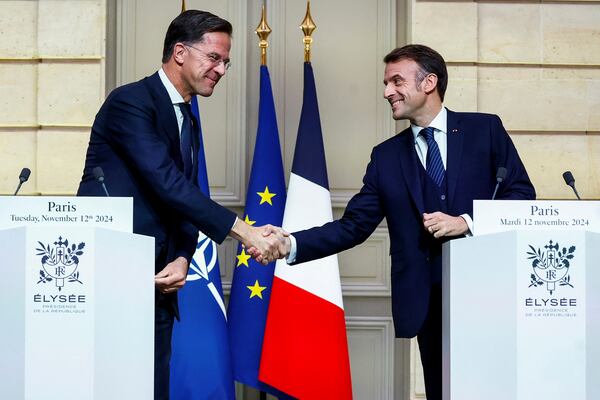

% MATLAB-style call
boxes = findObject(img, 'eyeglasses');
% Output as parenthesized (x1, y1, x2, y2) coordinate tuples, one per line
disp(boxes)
(184, 43, 231, 70)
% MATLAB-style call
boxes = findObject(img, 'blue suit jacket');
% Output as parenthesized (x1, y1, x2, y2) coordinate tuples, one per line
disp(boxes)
(293, 110, 535, 337)
(77, 72, 236, 275)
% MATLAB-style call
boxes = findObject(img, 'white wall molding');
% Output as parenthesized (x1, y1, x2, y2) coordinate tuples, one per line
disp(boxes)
(346, 316, 395, 400)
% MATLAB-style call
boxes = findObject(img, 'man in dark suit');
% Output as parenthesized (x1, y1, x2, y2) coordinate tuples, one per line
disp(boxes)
(272, 44, 535, 400)
(77, 10, 285, 400)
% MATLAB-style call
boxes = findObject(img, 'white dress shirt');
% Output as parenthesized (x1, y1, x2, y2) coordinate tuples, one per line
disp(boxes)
(158, 68, 186, 134)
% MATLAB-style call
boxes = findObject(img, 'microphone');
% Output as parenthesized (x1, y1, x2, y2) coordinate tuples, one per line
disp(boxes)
(93, 166, 110, 197)
(13, 167, 31, 195)
(562, 171, 581, 200)
(491, 167, 507, 200)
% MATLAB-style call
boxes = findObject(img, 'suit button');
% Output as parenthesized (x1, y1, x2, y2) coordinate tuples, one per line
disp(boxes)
(426, 257, 430, 262)
(441, 194, 446, 200)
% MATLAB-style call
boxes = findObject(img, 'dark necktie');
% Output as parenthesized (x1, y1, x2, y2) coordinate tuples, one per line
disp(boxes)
(179, 102, 194, 179)
(420, 127, 445, 187)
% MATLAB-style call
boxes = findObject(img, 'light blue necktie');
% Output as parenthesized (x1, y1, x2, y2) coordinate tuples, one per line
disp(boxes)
(420, 127, 445, 187)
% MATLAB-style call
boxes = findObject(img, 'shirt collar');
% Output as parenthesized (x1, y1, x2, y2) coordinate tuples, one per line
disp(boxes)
(158, 67, 185, 105)
(411, 106, 447, 141)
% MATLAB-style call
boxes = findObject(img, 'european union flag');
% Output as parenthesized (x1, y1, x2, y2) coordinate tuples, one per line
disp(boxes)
(227, 65, 288, 396)
(170, 95, 235, 399)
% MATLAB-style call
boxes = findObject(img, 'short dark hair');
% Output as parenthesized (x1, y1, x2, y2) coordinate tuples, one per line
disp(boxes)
(162, 10, 233, 63)
(383, 44, 448, 101)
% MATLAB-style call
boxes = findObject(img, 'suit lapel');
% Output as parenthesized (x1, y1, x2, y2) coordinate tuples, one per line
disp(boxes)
(397, 128, 425, 215)
(145, 73, 183, 168)
(445, 109, 464, 208)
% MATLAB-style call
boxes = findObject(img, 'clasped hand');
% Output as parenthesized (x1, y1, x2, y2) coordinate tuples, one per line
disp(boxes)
(230, 219, 291, 265)
(246, 224, 291, 265)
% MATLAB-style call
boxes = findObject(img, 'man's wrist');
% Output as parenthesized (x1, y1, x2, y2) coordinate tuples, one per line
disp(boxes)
(174, 256, 190, 274)
(459, 214, 473, 236)
(229, 217, 248, 243)
(286, 234, 297, 264)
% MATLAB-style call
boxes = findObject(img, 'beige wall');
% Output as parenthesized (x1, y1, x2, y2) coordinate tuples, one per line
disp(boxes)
(0, 0, 105, 195)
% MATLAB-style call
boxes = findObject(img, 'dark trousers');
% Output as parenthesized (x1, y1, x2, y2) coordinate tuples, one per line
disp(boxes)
(155, 293, 175, 400)
(417, 284, 442, 400)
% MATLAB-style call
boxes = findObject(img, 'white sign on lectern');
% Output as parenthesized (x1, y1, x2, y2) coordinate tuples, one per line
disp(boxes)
(0, 196, 133, 231)
(0, 197, 154, 400)
(473, 199, 600, 235)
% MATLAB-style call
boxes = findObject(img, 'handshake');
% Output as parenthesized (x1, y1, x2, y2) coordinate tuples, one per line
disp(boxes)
(230, 220, 292, 265)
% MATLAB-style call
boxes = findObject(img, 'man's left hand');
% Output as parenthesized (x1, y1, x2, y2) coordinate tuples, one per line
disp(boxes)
(155, 256, 189, 294)
(423, 212, 468, 238)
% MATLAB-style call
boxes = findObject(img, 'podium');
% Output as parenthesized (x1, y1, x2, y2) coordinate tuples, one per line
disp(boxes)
(0, 197, 154, 400)
(443, 200, 600, 400)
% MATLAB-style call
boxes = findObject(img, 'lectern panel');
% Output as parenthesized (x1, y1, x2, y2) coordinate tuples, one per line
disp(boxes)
(444, 230, 599, 400)
(0, 226, 154, 400)
(0, 227, 26, 399)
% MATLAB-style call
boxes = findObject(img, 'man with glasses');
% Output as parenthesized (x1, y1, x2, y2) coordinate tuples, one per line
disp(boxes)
(77, 10, 286, 399)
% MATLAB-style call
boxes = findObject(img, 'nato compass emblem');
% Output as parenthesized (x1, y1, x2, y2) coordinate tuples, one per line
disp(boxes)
(36, 236, 85, 291)
(187, 232, 227, 316)
(527, 240, 575, 295)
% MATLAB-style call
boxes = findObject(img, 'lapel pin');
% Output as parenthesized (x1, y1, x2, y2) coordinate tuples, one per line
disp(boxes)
(451, 128, 459, 134)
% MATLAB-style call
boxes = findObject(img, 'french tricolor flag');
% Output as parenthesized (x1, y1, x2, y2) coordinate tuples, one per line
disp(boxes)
(259, 62, 352, 399)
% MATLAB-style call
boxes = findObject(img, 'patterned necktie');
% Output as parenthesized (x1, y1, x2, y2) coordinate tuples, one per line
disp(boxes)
(179, 102, 194, 179)
(420, 127, 445, 187)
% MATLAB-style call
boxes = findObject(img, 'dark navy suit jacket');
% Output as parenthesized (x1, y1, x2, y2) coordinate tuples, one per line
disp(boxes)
(77, 72, 236, 279)
(293, 110, 535, 338)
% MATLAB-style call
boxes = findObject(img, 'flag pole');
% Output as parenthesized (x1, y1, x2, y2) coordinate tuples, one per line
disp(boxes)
(300, 1, 316, 62)
(256, 4, 272, 400)
(255, 1, 272, 66)
(181, 0, 186, 13)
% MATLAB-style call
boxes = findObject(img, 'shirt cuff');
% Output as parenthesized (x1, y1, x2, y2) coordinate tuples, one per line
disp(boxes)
(286, 234, 297, 264)
(461, 213, 474, 237)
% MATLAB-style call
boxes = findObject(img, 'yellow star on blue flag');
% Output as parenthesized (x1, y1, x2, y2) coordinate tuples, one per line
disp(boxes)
(257, 186, 276, 205)
(247, 280, 267, 299)
(236, 249, 251, 268)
